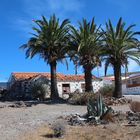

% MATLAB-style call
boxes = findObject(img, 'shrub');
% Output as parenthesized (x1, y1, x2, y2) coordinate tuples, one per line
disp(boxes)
(98, 84, 114, 97)
(30, 83, 49, 100)
(0, 89, 9, 100)
(68, 92, 96, 105)
(51, 121, 66, 137)
(129, 101, 140, 113)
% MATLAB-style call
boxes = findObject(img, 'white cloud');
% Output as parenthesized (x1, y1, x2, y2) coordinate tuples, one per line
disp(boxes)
(14, 19, 32, 32)
(22, 0, 84, 19)
(127, 59, 140, 72)
(94, 57, 140, 77)
(11, 0, 85, 36)
(48, 0, 84, 13)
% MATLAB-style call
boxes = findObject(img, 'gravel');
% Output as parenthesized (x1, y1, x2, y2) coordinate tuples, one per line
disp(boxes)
(0, 103, 86, 140)
(0, 95, 139, 140)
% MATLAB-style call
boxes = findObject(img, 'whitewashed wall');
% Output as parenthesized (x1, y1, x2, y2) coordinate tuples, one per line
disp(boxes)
(57, 81, 84, 97)
(57, 80, 103, 96)
(102, 80, 113, 85)
(126, 86, 140, 95)
(92, 81, 104, 92)
(122, 84, 127, 95)
(103, 80, 128, 95)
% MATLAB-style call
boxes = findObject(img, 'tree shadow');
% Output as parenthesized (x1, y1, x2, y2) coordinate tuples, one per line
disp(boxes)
(41, 133, 63, 139)
(41, 133, 54, 138)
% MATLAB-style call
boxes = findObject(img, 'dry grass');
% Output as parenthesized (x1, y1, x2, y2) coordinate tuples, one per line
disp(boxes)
(20, 123, 140, 140)
(129, 101, 140, 113)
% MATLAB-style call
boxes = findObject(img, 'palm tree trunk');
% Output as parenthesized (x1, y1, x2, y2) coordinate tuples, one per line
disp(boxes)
(113, 64, 122, 98)
(50, 61, 59, 100)
(84, 66, 93, 92)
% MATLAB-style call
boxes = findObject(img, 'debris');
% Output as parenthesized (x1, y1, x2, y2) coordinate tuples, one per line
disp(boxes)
(126, 111, 140, 122)
(123, 124, 137, 127)
(102, 112, 115, 123)
(66, 114, 87, 126)
(103, 97, 131, 106)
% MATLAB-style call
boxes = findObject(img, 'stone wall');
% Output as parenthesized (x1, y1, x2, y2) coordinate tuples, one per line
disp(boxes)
(57, 80, 104, 96)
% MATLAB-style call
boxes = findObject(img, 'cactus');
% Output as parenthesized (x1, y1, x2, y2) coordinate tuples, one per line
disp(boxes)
(87, 93, 112, 122)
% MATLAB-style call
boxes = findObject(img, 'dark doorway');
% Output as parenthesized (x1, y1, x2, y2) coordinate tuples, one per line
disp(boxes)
(62, 84, 70, 94)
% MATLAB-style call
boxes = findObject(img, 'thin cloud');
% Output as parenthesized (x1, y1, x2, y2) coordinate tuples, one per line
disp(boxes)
(11, 0, 85, 36)
(22, 0, 85, 18)
(48, 0, 84, 12)
(127, 59, 140, 72)
(10, 18, 33, 38)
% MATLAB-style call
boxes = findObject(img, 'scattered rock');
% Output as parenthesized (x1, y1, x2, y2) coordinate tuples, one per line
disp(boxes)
(0, 105, 6, 108)
(114, 111, 127, 122)
(102, 112, 115, 123)
(15, 101, 27, 108)
(65, 114, 86, 126)
(126, 111, 140, 122)
(103, 97, 131, 106)
(9, 101, 27, 108)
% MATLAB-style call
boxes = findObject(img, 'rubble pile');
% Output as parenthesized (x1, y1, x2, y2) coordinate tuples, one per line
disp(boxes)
(103, 97, 131, 105)
(63, 110, 140, 126)
(126, 111, 140, 122)
(9, 101, 29, 108)
(0, 101, 32, 108)
(65, 114, 87, 126)
(63, 113, 113, 126)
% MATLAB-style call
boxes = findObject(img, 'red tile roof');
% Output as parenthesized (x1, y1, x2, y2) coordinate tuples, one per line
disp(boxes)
(11, 72, 98, 81)
(102, 76, 115, 81)
(102, 75, 129, 81)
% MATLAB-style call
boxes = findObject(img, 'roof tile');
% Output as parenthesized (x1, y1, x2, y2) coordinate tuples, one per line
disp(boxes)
(12, 72, 98, 81)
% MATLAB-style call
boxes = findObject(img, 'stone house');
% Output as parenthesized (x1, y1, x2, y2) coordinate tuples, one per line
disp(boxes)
(8, 72, 103, 98)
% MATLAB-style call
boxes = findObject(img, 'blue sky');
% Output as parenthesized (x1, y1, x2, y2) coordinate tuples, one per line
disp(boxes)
(0, 0, 140, 81)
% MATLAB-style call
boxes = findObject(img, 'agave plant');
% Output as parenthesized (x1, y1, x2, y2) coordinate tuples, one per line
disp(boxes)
(87, 93, 112, 122)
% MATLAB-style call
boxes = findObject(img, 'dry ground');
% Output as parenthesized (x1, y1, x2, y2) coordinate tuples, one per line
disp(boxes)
(0, 95, 140, 140)
(20, 123, 140, 140)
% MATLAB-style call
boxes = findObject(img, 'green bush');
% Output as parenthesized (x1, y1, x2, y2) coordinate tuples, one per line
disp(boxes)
(98, 84, 114, 97)
(30, 83, 49, 100)
(68, 92, 96, 105)
(51, 121, 66, 137)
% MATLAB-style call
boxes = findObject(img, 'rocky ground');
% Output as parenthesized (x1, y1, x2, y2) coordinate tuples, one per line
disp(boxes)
(0, 102, 86, 140)
(0, 95, 139, 140)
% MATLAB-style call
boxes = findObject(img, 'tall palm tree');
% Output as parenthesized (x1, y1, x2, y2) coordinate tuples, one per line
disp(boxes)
(69, 18, 103, 92)
(102, 17, 140, 98)
(20, 15, 70, 100)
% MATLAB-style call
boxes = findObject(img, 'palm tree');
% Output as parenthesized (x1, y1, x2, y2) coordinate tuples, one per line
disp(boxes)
(20, 15, 70, 100)
(102, 17, 140, 98)
(69, 18, 103, 92)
